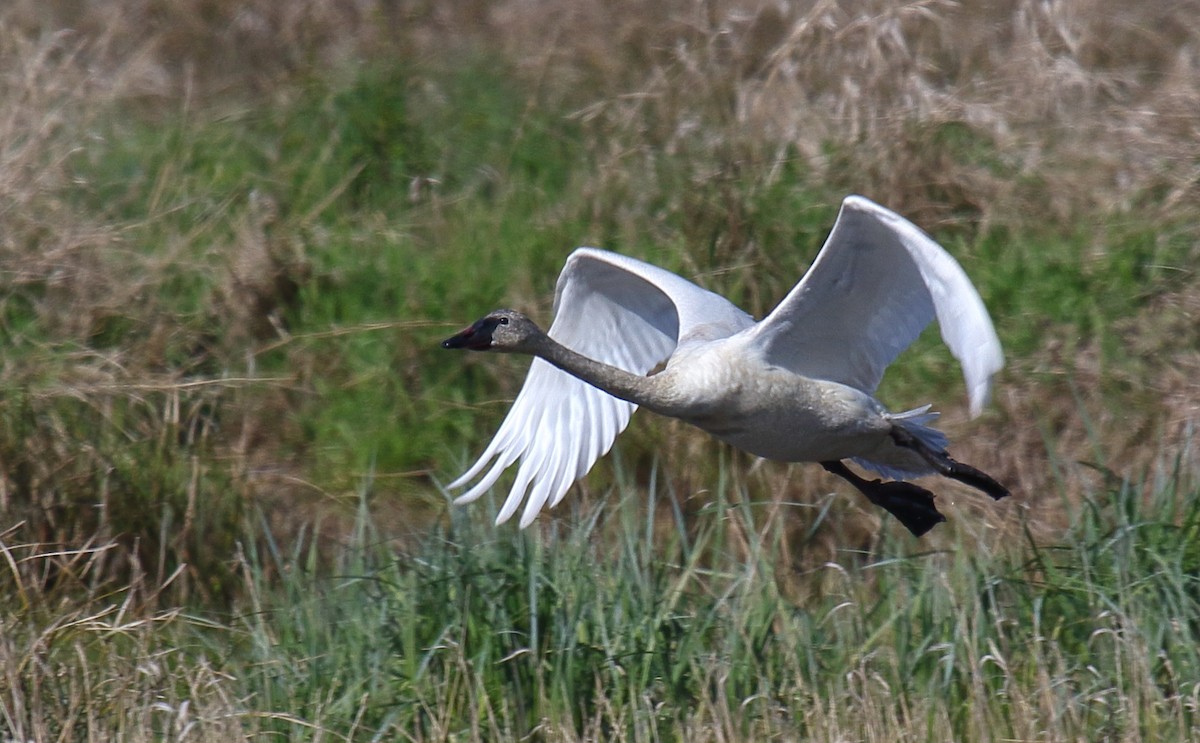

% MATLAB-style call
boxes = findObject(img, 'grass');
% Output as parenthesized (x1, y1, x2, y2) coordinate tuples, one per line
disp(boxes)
(4, 448, 1199, 740)
(2, 0, 1200, 738)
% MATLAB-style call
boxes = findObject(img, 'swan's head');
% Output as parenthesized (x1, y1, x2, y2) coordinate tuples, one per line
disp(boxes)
(442, 309, 544, 354)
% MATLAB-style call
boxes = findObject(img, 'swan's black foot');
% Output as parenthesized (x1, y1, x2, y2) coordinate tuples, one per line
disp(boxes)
(821, 460, 947, 537)
(889, 427, 1010, 501)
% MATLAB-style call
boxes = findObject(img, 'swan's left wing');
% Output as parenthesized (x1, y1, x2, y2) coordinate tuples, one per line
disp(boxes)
(749, 196, 1003, 416)
(449, 248, 752, 527)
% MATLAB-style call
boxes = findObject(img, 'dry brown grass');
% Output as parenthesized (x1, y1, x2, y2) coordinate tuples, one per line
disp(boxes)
(494, 0, 1200, 537)
(481, 0, 1200, 222)
(0, 525, 249, 741)
(8, 0, 1198, 217)
(5, 3, 1200, 738)
(2, 0, 1199, 588)
(506, 0, 1200, 547)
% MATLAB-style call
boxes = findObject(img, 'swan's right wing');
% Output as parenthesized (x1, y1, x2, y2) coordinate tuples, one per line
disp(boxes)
(449, 248, 752, 527)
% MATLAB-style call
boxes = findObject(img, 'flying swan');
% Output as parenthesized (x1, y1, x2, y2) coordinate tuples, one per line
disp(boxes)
(442, 195, 1008, 536)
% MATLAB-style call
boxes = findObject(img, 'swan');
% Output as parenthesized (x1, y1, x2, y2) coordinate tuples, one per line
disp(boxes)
(442, 195, 1009, 537)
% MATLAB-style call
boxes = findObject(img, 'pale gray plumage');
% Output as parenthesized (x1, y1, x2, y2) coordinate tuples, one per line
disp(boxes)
(444, 195, 1005, 531)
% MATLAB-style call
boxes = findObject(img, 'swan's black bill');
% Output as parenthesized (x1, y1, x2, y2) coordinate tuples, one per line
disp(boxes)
(442, 317, 501, 351)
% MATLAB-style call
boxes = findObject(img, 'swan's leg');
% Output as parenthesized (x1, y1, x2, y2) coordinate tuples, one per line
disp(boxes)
(888, 426, 1010, 501)
(821, 460, 947, 537)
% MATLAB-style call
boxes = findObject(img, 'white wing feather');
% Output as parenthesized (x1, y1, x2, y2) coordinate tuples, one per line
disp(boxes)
(750, 196, 1003, 416)
(449, 247, 752, 527)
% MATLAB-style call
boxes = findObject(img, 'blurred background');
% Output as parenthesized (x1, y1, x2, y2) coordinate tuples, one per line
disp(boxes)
(2, 0, 1199, 738)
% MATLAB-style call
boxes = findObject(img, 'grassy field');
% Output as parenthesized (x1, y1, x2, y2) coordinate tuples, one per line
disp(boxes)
(2, 0, 1199, 739)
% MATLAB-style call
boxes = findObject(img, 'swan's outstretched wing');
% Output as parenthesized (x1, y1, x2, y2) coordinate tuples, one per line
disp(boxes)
(749, 196, 1003, 416)
(449, 247, 753, 527)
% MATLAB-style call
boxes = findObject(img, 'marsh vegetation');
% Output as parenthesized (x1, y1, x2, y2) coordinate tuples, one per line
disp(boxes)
(2, 0, 1199, 739)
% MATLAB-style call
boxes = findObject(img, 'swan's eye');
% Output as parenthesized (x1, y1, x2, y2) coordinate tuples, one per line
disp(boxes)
(498, 317, 509, 325)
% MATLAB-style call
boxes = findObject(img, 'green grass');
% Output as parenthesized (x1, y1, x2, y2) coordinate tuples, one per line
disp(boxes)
(4, 1, 1200, 738)
(5, 450, 1199, 740)
(5, 31, 1197, 608)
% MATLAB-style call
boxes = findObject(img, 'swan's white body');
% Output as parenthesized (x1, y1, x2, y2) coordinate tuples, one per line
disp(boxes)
(448, 195, 1004, 527)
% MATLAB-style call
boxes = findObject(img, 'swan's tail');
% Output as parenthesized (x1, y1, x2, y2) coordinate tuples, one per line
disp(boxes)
(852, 404, 947, 480)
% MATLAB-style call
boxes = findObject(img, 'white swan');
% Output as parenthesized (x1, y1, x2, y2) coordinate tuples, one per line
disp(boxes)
(442, 195, 1008, 536)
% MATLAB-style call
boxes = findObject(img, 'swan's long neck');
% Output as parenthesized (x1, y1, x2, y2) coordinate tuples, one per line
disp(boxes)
(527, 334, 681, 415)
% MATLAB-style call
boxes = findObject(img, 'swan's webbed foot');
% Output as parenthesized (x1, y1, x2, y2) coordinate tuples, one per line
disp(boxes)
(888, 427, 1010, 501)
(821, 460, 947, 537)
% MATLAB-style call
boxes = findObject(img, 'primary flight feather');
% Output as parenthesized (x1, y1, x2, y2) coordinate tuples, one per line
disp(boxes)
(443, 195, 1008, 536)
